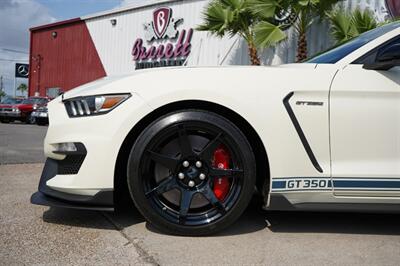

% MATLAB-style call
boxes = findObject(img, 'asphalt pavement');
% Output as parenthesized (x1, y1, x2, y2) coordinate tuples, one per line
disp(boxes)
(0, 122, 47, 164)
(1, 122, 400, 265)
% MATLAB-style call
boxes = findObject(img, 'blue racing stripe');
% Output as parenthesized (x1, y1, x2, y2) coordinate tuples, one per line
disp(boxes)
(333, 180, 400, 189)
(272, 181, 286, 189)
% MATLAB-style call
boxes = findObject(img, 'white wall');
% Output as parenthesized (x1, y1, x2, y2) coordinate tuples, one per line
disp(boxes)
(85, 0, 391, 76)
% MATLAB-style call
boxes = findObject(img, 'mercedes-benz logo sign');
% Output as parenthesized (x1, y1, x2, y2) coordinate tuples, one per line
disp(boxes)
(18, 65, 29, 77)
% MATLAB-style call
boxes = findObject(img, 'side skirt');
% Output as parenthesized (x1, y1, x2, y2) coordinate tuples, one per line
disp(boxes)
(266, 194, 400, 213)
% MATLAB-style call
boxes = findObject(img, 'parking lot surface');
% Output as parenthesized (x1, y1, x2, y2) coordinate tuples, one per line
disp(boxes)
(0, 123, 47, 164)
(1, 123, 400, 265)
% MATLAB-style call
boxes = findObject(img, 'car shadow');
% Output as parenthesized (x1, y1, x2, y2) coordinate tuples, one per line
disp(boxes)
(264, 211, 400, 235)
(43, 199, 400, 236)
(42, 201, 146, 230)
(143, 200, 269, 236)
(43, 208, 117, 230)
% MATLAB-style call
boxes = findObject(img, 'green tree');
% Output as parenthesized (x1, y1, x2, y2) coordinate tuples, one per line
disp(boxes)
(0, 90, 5, 102)
(197, 0, 287, 65)
(17, 83, 28, 96)
(289, 0, 340, 62)
(327, 8, 379, 44)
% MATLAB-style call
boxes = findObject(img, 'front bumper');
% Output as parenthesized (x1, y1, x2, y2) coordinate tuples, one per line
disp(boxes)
(31, 111, 48, 118)
(0, 111, 22, 118)
(31, 93, 152, 211)
(31, 157, 114, 211)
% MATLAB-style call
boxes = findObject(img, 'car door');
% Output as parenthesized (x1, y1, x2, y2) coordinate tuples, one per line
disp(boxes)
(330, 37, 400, 197)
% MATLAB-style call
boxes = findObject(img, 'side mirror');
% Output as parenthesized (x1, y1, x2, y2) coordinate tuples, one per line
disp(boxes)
(363, 43, 400, 71)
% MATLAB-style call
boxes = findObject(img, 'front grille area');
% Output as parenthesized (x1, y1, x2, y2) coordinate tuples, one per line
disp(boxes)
(54, 143, 87, 175)
(58, 154, 86, 175)
(65, 99, 92, 117)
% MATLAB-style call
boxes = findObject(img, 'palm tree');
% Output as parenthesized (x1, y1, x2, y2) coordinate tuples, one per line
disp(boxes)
(327, 8, 379, 44)
(17, 83, 28, 96)
(290, 0, 340, 62)
(0, 90, 5, 102)
(197, 0, 287, 65)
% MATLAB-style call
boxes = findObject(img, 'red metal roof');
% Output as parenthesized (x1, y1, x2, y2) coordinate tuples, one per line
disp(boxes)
(30, 18, 81, 32)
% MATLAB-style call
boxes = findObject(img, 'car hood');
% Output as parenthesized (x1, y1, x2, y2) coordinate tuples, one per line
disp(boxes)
(15, 104, 34, 110)
(62, 74, 139, 100)
(62, 66, 185, 100)
(277, 63, 318, 69)
(0, 103, 31, 109)
(61, 64, 325, 100)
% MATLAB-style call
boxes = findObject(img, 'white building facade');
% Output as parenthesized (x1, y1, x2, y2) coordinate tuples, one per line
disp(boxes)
(83, 0, 392, 76)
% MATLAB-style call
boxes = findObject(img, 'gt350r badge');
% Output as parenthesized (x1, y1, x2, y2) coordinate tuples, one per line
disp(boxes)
(296, 101, 323, 106)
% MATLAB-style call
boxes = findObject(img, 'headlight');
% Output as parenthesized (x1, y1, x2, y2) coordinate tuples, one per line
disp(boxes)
(64, 94, 130, 117)
(12, 108, 20, 113)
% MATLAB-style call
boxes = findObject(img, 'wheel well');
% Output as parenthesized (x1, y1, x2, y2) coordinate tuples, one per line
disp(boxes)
(114, 100, 270, 208)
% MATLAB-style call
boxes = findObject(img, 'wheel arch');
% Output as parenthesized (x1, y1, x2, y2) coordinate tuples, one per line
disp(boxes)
(114, 100, 270, 208)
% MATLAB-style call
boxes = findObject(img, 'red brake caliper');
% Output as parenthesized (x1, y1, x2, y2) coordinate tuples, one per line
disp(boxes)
(212, 145, 231, 201)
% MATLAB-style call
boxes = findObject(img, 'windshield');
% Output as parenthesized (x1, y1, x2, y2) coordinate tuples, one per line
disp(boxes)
(1, 98, 22, 104)
(307, 22, 400, 64)
(22, 98, 48, 105)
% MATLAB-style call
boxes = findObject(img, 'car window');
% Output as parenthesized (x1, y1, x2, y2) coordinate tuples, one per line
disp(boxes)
(22, 98, 47, 104)
(22, 98, 34, 104)
(306, 22, 400, 64)
(353, 36, 400, 64)
(34, 98, 48, 104)
(2, 98, 16, 104)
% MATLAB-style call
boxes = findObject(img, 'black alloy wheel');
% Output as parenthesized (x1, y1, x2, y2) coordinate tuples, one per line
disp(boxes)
(127, 110, 256, 236)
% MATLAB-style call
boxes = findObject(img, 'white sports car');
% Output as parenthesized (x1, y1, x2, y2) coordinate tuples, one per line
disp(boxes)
(31, 22, 400, 235)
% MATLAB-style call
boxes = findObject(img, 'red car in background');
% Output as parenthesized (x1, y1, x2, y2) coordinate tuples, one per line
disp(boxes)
(0, 97, 49, 124)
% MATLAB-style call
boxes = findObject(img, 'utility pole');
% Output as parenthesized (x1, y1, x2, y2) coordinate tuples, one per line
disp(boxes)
(13, 74, 16, 97)
(0, 76, 4, 102)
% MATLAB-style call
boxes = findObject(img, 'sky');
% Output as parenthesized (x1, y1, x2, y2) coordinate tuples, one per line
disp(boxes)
(0, 0, 140, 97)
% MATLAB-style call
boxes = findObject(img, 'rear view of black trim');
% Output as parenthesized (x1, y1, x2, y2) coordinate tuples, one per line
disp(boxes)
(283, 92, 323, 173)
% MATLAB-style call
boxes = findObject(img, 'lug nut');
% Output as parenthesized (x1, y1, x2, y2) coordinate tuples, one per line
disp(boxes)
(178, 173, 185, 180)
(199, 173, 206, 180)
(182, 161, 190, 167)
(195, 161, 202, 168)
(188, 180, 195, 187)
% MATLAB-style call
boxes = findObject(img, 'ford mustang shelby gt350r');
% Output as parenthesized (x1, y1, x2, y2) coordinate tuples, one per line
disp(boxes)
(31, 22, 400, 235)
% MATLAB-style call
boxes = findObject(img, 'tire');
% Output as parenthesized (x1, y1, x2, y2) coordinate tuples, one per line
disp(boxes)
(37, 120, 47, 126)
(26, 114, 35, 124)
(127, 110, 256, 236)
(0, 118, 9, 123)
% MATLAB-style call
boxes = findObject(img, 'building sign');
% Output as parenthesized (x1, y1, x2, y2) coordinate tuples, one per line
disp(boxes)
(15, 63, 29, 78)
(386, 0, 400, 18)
(132, 7, 193, 70)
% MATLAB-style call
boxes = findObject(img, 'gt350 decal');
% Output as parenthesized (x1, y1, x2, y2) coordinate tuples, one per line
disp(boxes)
(272, 178, 331, 191)
(272, 178, 400, 192)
